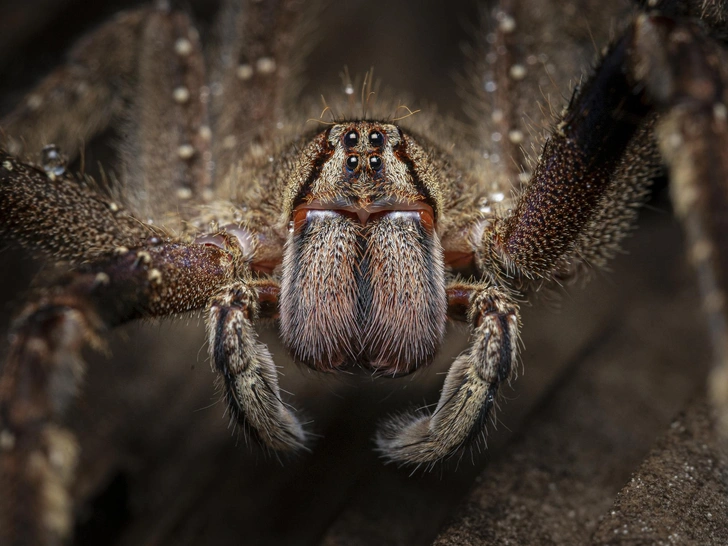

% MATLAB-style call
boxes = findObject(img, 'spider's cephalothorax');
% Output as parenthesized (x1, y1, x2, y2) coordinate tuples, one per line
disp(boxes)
(280, 122, 446, 375)
(1, 1, 727, 544)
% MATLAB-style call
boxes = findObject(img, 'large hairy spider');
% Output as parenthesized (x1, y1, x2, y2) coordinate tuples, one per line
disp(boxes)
(1, 0, 727, 544)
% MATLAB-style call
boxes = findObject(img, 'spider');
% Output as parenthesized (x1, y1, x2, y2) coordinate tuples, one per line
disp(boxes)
(0, 0, 727, 544)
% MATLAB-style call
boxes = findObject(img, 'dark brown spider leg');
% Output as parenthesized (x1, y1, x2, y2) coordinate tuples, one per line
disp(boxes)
(464, 13, 728, 445)
(637, 0, 728, 30)
(375, 284, 519, 466)
(0, 153, 252, 544)
(0, 238, 242, 546)
(0, 7, 211, 218)
(1, 302, 89, 546)
(464, 0, 630, 195)
(210, 0, 312, 186)
(0, 8, 150, 158)
(118, 8, 211, 216)
(0, 150, 148, 262)
(207, 280, 306, 452)
(472, 23, 660, 288)
(630, 15, 728, 433)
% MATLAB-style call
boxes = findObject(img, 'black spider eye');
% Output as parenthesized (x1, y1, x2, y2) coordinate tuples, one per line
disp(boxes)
(344, 130, 359, 147)
(369, 130, 384, 147)
(369, 155, 383, 171)
(346, 155, 359, 171)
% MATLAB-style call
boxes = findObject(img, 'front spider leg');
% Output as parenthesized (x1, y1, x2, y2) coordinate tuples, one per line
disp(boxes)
(208, 280, 307, 451)
(456, 11, 727, 465)
(376, 284, 519, 466)
(0, 234, 300, 544)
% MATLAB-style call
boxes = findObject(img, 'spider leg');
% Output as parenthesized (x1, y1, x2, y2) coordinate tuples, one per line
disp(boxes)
(0, 242, 244, 545)
(464, 0, 632, 196)
(630, 14, 728, 434)
(461, 12, 728, 453)
(474, 11, 727, 288)
(0, 152, 256, 545)
(0, 10, 146, 158)
(1, 300, 87, 546)
(375, 284, 519, 466)
(0, 150, 147, 262)
(0, 6, 212, 218)
(475, 29, 660, 286)
(208, 280, 306, 452)
(209, 0, 312, 187)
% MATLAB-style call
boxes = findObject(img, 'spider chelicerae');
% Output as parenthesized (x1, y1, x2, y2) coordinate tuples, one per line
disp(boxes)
(1, 1, 727, 545)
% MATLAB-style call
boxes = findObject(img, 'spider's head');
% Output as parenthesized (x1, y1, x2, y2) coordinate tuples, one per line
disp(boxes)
(279, 121, 447, 376)
(286, 121, 440, 225)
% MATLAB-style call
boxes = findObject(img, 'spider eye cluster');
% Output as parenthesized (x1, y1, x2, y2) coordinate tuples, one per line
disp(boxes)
(342, 127, 385, 173)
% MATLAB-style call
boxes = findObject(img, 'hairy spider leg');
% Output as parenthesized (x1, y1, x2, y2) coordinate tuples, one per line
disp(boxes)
(376, 285, 520, 466)
(631, 15, 728, 435)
